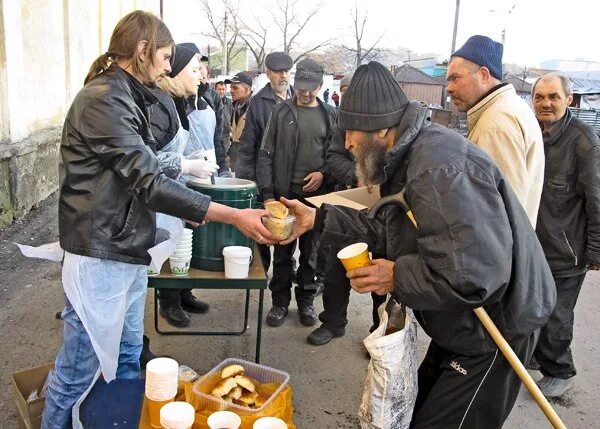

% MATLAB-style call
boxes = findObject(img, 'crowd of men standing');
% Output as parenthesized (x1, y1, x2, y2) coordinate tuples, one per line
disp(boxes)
(214, 35, 599, 415)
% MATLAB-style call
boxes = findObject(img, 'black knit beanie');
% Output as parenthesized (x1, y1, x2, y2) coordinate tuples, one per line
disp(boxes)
(169, 44, 196, 78)
(339, 61, 409, 132)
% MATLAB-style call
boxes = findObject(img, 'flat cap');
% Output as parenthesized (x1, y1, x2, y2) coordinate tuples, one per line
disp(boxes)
(265, 52, 293, 72)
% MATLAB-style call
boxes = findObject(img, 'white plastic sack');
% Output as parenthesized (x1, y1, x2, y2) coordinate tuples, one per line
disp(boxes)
(359, 298, 418, 429)
(15, 241, 63, 262)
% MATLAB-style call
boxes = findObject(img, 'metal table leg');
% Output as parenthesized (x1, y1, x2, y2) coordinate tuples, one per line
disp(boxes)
(255, 288, 264, 363)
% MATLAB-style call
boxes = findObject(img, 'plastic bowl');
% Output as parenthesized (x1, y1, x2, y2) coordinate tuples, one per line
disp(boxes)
(261, 216, 295, 241)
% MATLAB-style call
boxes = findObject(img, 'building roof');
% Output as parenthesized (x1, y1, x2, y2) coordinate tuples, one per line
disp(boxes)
(571, 78, 600, 94)
(504, 74, 532, 93)
(395, 64, 441, 85)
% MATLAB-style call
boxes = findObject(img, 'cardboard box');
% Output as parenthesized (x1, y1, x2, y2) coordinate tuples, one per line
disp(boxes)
(12, 363, 54, 429)
(306, 186, 381, 211)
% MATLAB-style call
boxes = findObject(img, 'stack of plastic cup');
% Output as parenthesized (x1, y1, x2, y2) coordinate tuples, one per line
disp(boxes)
(170, 228, 193, 275)
(145, 357, 179, 428)
(160, 401, 196, 429)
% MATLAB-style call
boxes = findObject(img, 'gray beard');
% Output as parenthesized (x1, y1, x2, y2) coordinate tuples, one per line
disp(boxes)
(354, 137, 387, 185)
(273, 82, 289, 94)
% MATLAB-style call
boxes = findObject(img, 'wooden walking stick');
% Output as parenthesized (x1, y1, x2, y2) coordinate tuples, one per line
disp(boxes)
(370, 192, 567, 429)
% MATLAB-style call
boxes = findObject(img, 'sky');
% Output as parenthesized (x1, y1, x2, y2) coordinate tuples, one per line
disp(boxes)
(164, 0, 600, 68)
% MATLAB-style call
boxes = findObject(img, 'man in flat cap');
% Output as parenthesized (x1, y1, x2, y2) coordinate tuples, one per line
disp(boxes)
(236, 52, 294, 271)
(447, 35, 544, 227)
(278, 61, 555, 427)
(224, 72, 253, 170)
(257, 58, 337, 327)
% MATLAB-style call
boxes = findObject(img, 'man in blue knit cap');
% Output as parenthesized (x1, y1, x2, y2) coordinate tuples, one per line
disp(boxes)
(447, 35, 544, 229)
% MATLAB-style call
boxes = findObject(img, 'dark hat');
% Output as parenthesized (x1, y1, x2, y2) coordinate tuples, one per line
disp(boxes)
(451, 35, 503, 80)
(339, 61, 409, 132)
(294, 59, 324, 91)
(339, 73, 353, 90)
(170, 44, 197, 78)
(225, 72, 253, 87)
(179, 43, 209, 62)
(265, 52, 293, 71)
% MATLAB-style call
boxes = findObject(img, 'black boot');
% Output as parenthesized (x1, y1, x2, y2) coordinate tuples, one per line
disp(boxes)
(159, 305, 191, 327)
(139, 335, 157, 369)
(307, 325, 345, 346)
(266, 306, 288, 327)
(181, 290, 210, 314)
(298, 305, 318, 326)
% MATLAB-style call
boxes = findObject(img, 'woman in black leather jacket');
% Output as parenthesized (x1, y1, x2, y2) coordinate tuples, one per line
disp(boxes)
(43, 12, 275, 428)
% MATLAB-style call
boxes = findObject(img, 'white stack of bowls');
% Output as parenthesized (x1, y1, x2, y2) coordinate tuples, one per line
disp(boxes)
(169, 229, 193, 275)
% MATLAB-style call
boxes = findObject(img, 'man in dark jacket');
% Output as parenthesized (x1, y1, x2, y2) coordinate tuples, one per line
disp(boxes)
(224, 72, 253, 170)
(280, 61, 556, 428)
(236, 52, 294, 270)
(215, 80, 233, 155)
(531, 72, 600, 397)
(236, 52, 293, 181)
(257, 59, 338, 327)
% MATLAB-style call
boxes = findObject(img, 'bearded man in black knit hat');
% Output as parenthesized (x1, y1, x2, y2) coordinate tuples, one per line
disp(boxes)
(278, 61, 556, 428)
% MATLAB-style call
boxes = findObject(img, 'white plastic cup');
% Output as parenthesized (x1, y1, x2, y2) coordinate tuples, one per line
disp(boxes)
(207, 410, 241, 429)
(253, 417, 288, 429)
(145, 358, 178, 401)
(169, 257, 191, 275)
(160, 401, 196, 429)
(222, 246, 252, 279)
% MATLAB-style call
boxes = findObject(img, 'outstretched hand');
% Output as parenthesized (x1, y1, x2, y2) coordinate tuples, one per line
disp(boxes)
(278, 197, 316, 245)
(232, 208, 278, 245)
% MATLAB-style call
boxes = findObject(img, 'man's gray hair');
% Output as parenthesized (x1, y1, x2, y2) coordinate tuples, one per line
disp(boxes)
(532, 72, 573, 97)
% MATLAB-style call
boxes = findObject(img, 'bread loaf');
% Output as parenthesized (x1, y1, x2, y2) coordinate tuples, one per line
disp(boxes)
(234, 374, 256, 392)
(221, 364, 245, 379)
(211, 376, 238, 398)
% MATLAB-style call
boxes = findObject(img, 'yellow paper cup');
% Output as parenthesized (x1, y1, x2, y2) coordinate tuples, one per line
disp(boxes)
(337, 242, 371, 271)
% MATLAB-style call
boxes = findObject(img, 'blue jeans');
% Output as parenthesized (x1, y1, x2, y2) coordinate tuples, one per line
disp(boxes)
(41, 257, 147, 429)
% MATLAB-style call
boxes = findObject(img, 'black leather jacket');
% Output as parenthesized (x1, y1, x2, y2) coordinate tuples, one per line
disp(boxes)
(536, 110, 600, 277)
(236, 84, 291, 181)
(257, 97, 338, 200)
(59, 65, 211, 265)
(317, 102, 555, 355)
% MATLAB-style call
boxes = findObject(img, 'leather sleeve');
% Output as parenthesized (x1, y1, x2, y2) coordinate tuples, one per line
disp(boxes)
(80, 92, 211, 222)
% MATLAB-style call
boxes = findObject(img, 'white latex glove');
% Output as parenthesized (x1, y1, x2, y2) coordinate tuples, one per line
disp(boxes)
(181, 158, 219, 179)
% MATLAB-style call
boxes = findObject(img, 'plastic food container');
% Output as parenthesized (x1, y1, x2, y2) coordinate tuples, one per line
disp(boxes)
(262, 216, 295, 241)
(191, 358, 290, 416)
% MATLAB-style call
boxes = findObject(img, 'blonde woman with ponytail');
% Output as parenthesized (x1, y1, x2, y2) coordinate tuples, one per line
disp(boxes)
(43, 11, 276, 428)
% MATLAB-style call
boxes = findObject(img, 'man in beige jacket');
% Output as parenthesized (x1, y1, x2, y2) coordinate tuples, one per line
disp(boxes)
(447, 35, 544, 226)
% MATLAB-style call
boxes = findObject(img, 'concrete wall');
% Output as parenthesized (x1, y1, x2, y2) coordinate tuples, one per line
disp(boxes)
(0, 0, 160, 226)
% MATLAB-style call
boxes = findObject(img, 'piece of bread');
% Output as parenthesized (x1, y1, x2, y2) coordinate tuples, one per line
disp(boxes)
(265, 201, 289, 220)
(237, 389, 259, 405)
(254, 395, 266, 408)
(225, 386, 243, 401)
(211, 377, 238, 398)
(234, 374, 256, 392)
(221, 364, 245, 379)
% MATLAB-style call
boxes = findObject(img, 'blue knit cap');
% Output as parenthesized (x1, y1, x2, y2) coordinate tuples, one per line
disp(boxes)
(451, 35, 503, 80)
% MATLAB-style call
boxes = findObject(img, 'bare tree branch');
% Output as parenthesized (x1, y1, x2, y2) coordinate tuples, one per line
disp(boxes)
(293, 39, 332, 63)
(346, 2, 387, 67)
